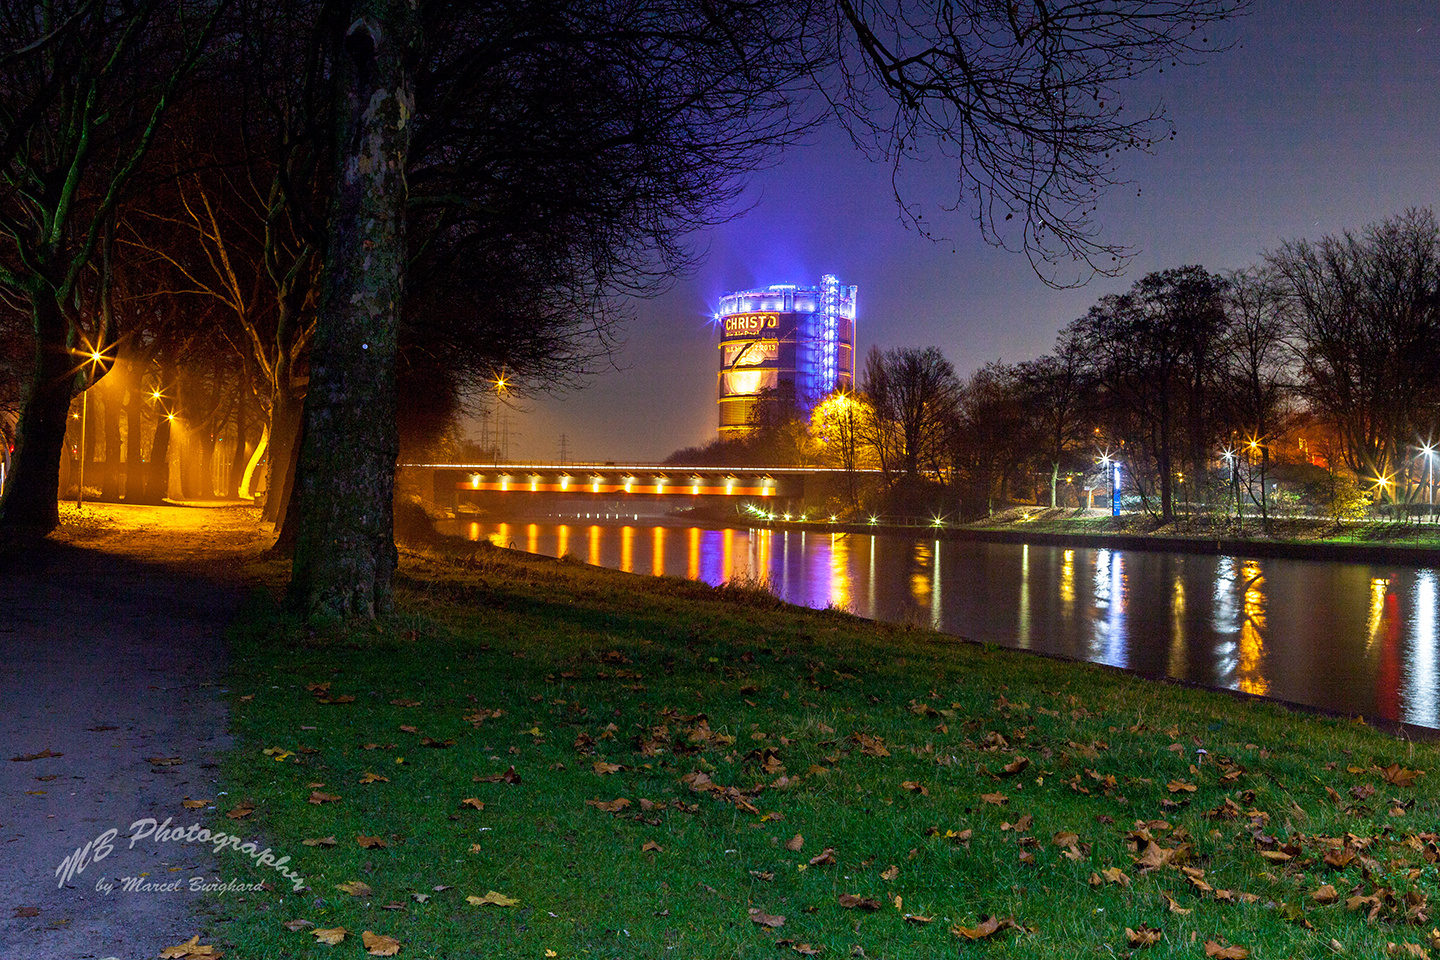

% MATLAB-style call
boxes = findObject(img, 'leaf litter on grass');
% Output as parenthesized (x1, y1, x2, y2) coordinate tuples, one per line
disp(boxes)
(219, 542, 1440, 959)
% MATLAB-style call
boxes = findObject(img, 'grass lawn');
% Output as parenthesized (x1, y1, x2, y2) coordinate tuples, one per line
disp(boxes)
(211, 536, 1440, 959)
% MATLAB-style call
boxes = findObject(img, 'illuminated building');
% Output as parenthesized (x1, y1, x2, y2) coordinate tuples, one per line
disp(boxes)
(715, 275, 857, 437)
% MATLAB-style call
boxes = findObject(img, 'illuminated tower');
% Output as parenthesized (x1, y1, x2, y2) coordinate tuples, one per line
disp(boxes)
(715, 275, 857, 438)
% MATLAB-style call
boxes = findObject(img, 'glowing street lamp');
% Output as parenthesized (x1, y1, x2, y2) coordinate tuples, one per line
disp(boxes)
(1421, 443, 1436, 509)
(71, 342, 111, 507)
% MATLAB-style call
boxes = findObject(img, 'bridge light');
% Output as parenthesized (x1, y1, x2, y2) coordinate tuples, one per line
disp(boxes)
(469, 474, 481, 488)
(559, 474, 571, 490)
(868, 515, 878, 525)
(725, 477, 735, 494)
(592, 475, 601, 493)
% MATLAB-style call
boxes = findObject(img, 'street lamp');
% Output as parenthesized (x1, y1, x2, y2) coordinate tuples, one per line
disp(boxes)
(1098, 452, 1120, 517)
(71, 343, 110, 507)
(489, 371, 509, 463)
(1421, 443, 1436, 513)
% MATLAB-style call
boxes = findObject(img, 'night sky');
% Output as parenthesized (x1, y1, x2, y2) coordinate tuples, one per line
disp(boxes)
(505, 2, 1440, 465)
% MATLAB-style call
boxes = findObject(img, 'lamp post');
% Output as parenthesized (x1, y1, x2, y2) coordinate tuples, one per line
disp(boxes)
(1421, 444, 1436, 520)
(1098, 453, 1120, 517)
(73, 347, 107, 507)
(490, 371, 509, 463)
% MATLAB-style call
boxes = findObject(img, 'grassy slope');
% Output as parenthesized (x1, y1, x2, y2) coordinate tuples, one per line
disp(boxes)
(216, 539, 1440, 959)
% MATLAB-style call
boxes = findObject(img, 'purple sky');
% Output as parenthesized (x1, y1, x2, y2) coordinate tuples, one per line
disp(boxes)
(501, 3, 1440, 464)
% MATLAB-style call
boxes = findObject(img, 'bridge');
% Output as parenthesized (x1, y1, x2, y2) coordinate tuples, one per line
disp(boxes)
(409, 461, 874, 515)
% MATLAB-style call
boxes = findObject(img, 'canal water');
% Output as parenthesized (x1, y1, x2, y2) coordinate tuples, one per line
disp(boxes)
(454, 519, 1440, 729)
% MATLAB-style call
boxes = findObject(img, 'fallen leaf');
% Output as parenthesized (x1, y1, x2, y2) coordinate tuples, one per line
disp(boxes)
(881, 865, 899, 881)
(283, 919, 312, 931)
(336, 880, 374, 897)
(1203, 942, 1251, 959)
(9, 748, 62, 762)
(262, 747, 294, 761)
(808, 848, 837, 866)
(226, 802, 255, 820)
(303, 836, 337, 847)
(903, 913, 934, 925)
(980, 792, 1008, 805)
(1162, 892, 1193, 915)
(390, 699, 422, 707)
(360, 772, 390, 784)
(181, 798, 208, 810)
(312, 927, 346, 945)
(159, 935, 223, 958)
(585, 798, 630, 813)
(307, 791, 341, 804)
(900, 781, 928, 795)
(13, 906, 40, 918)
(1126, 925, 1162, 947)
(593, 761, 623, 775)
(467, 891, 519, 907)
(356, 835, 388, 849)
(1167, 780, 1198, 793)
(146, 756, 184, 766)
(361, 930, 400, 956)
(1101, 867, 1131, 887)
(1384, 943, 1431, 958)
(785, 834, 804, 852)
(837, 894, 881, 911)
(459, 798, 485, 811)
(950, 916, 1015, 940)
(748, 907, 785, 928)
(472, 766, 522, 784)
(642, 841, 664, 853)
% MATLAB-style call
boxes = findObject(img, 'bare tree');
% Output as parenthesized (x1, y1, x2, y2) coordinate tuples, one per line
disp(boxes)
(1222, 265, 1293, 525)
(1268, 208, 1440, 498)
(831, 0, 1249, 283)
(862, 345, 963, 481)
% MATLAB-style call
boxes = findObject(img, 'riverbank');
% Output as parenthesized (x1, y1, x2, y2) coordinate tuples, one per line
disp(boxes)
(214, 526, 1440, 959)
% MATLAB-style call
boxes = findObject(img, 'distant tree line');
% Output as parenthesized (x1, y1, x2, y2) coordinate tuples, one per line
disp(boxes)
(678, 209, 1440, 526)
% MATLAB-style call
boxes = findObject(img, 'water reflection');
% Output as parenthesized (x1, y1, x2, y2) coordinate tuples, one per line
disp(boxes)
(457, 520, 1440, 727)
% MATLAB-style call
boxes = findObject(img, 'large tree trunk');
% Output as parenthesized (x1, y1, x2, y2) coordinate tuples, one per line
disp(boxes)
(287, 2, 414, 620)
(0, 295, 76, 535)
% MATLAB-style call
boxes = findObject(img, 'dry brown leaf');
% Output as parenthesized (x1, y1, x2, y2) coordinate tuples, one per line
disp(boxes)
(903, 913, 934, 925)
(282, 919, 312, 932)
(312, 927, 346, 946)
(303, 836, 337, 847)
(360, 772, 390, 784)
(950, 916, 1014, 940)
(471, 766, 522, 784)
(361, 930, 400, 956)
(881, 865, 899, 881)
(980, 792, 1008, 805)
(1162, 892, 1193, 915)
(459, 798, 485, 811)
(1126, 926, 1162, 947)
(900, 780, 928, 795)
(390, 699, 422, 707)
(808, 847, 837, 867)
(785, 834, 804, 852)
(9, 748, 62, 762)
(593, 761, 623, 775)
(225, 802, 255, 820)
(1203, 942, 1251, 959)
(1384, 943, 1432, 958)
(1167, 780, 1198, 793)
(586, 797, 630, 813)
(336, 880, 374, 897)
(356, 835, 387, 849)
(181, 798, 208, 810)
(1313, 884, 1340, 905)
(1101, 867, 1131, 887)
(748, 907, 786, 927)
(642, 841, 663, 853)
(837, 894, 881, 911)
(146, 756, 184, 766)
(307, 791, 341, 804)
(467, 891, 519, 907)
(158, 935, 223, 958)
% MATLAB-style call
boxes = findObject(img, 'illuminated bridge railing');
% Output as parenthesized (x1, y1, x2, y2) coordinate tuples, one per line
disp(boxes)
(407, 462, 880, 503)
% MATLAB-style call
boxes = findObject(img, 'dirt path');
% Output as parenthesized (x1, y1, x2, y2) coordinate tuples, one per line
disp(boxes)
(0, 504, 274, 960)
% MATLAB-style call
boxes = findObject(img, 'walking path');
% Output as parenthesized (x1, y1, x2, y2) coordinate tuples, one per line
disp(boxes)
(0, 505, 273, 960)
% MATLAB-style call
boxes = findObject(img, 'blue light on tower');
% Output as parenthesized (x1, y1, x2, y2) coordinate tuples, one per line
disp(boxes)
(714, 275, 857, 437)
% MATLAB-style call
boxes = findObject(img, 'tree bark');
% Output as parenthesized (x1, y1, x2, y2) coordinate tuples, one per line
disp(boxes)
(0, 294, 76, 535)
(287, 1, 414, 620)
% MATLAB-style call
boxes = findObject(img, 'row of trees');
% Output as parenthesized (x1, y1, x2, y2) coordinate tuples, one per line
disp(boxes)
(1, 0, 1248, 618)
(689, 209, 1440, 524)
